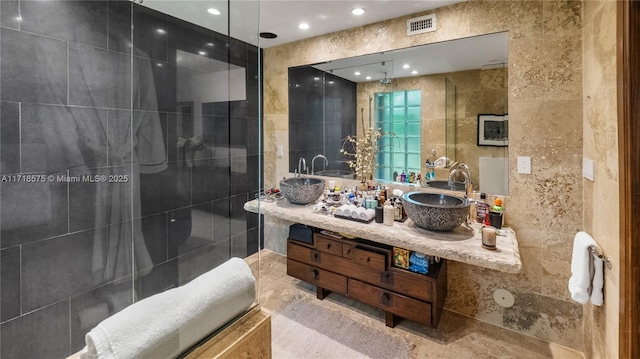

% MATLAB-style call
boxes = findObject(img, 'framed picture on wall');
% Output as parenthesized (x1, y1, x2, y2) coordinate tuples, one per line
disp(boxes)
(477, 114, 508, 146)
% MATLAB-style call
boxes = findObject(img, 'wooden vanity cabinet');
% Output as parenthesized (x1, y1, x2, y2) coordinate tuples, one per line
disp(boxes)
(287, 231, 447, 328)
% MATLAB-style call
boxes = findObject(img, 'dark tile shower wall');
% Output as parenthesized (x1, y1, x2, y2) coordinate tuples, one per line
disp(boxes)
(288, 67, 356, 173)
(0, 1, 262, 357)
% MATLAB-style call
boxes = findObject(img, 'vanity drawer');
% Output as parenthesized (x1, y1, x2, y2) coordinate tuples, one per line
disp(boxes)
(348, 279, 431, 327)
(315, 236, 343, 256)
(287, 259, 347, 295)
(342, 243, 386, 271)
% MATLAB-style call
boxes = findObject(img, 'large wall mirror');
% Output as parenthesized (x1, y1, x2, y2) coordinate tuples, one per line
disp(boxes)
(288, 32, 509, 195)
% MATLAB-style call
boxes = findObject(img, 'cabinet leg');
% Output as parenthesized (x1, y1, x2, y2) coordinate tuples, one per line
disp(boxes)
(316, 287, 329, 300)
(385, 312, 396, 328)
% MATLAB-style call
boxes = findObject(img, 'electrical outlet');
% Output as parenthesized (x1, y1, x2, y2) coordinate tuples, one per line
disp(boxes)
(583, 158, 594, 181)
(517, 156, 531, 174)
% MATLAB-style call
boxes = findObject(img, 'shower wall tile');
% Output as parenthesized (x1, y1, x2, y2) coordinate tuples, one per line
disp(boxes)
(0, 300, 70, 359)
(211, 197, 231, 244)
(231, 154, 259, 195)
(202, 101, 230, 117)
(68, 167, 132, 233)
(138, 163, 191, 216)
(134, 56, 177, 112)
(20, 0, 108, 48)
(21, 228, 112, 312)
(0, 101, 20, 174)
(70, 277, 133, 353)
(139, 212, 169, 266)
(192, 158, 230, 203)
(107, 109, 136, 166)
(137, 257, 179, 300)
(20, 104, 108, 173)
(167, 207, 196, 259)
(69, 43, 131, 109)
(189, 240, 231, 282)
(230, 193, 248, 238)
(167, 16, 217, 66)
(1, 29, 67, 105)
(132, 4, 168, 62)
(108, 0, 132, 54)
(0, 178, 68, 248)
(0, 0, 20, 30)
(1, 246, 20, 322)
(231, 231, 248, 258)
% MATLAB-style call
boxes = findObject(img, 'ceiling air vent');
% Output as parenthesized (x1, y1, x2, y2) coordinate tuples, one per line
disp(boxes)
(407, 14, 436, 36)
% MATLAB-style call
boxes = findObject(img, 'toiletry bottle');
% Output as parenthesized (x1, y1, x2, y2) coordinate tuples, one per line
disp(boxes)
(393, 171, 399, 182)
(383, 201, 394, 226)
(492, 198, 503, 213)
(400, 171, 406, 183)
(375, 204, 384, 223)
(394, 199, 404, 221)
(476, 193, 489, 224)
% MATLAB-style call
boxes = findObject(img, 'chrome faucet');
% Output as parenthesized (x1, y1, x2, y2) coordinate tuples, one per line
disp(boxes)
(297, 157, 307, 177)
(311, 154, 328, 175)
(448, 166, 470, 198)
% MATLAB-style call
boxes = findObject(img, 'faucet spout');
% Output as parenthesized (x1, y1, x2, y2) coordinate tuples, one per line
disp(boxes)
(448, 167, 470, 198)
(311, 154, 328, 175)
(297, 157, 307, 177)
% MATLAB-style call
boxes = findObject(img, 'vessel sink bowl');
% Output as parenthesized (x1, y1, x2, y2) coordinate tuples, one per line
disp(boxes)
(279, 177, 326, 205)
(401, 192, 470, 231)
(425, 180, 465, 192)
(314, 170, 355, 179)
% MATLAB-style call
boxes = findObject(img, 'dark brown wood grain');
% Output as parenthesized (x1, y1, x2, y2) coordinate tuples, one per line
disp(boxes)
(617, 1, 640, 357)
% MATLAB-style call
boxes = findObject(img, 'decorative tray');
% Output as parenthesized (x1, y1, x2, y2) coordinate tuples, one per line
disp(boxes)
(334, 213, 375, 224)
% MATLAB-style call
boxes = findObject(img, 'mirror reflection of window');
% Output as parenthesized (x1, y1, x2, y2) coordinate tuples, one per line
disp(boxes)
(375, 90, 421, 182)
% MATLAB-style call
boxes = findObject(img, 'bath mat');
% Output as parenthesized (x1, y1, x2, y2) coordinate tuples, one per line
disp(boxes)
(271, 298, 412, 359)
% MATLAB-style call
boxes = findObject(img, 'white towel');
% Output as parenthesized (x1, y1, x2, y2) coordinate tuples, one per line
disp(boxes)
(568, 231, 603, 305)
(82, 257, 256, 359)
(591, 256, 604, 306)
(356, 207, 368, 221)
(334, 204, 346, 217)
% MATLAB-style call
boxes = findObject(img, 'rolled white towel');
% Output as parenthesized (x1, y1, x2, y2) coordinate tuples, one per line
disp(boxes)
(357, 207, 368, 221)
(342, 206, 352, 217)
(366, 208, 375, 220)
(591, 256, 604, 306)
(350, 207, 359, 219)
(334, 204, 347, 217)
(82, 258, 256, 359)
(392, 189, 404, 198)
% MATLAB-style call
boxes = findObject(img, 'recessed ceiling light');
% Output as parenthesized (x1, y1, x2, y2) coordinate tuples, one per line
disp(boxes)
(314, 77, 320, 81)
(156, 63, 163, 67)
(198, 50, 207, 56)
(365, 76, 372, 80)
(206, 42, 214, 47)
(298, 23, 310, 30)
(351, 8, 365, 15)
(354, 71, 361, 76)
(403, 64, 410, 69)
(207, 8, 221, 15)
(411, 70, 418, 75)
(156, 28, 166, 35)
(328, 81, 334, 85)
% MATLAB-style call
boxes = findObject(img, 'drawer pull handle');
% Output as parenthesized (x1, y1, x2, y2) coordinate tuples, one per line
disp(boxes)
(381, 293, 391, 305)
(326, 243, 331, 249)
(366, 257, 371, 263)
(311, 269, 319, 279)
(346, 249, 351, 254)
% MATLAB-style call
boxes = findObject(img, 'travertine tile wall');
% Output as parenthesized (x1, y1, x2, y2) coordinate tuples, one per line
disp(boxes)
(582, 1, 618, 358)
(264, 0, 585, 349)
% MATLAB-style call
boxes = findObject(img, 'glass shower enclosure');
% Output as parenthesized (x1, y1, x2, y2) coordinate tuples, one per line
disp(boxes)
(0, 0, 262, 357)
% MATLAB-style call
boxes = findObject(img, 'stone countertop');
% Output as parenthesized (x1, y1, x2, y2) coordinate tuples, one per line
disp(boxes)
(244, 198, 522, 274)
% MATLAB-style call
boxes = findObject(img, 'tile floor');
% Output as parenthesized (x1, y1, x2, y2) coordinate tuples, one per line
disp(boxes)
(246, 250, 585, 359)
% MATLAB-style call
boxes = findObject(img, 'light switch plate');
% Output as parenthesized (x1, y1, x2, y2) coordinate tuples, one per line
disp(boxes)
(583, 157, 594, 181)
(276, 144, 284, 157)
(517, 156, 531, 174)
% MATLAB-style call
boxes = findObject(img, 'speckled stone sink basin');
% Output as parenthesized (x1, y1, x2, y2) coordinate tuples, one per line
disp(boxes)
(279, 177, 326, 205)
(401, 192, 470, 231)
(425, 180, 465, 192)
